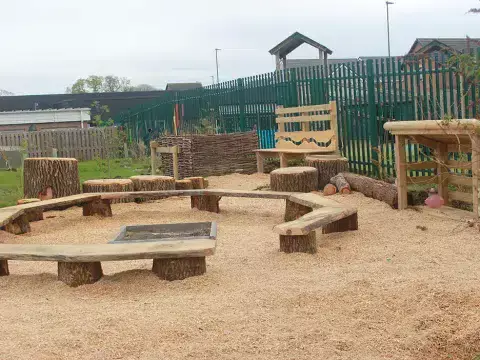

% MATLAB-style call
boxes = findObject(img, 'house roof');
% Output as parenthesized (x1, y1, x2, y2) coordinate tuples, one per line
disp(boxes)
(269, 32, 333, 57)
(165, 82, 202, 91)
(408, 38, 480, 55)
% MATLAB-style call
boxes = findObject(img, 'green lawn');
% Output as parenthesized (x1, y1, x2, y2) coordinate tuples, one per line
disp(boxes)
(0, 158, 151, 208)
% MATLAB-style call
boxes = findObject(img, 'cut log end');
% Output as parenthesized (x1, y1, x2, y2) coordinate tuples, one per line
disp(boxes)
(5, 214, 31, 235)
(323, 183, 338, 196)
(0, 260, 9, 276)
(322, 212, 358, 234)
(83, 199, 113, 217)
(152, 257, 206, 281)
(57, 262, 103, 287)
(270, 166, 318, 193)
(280, 232, 317, 254)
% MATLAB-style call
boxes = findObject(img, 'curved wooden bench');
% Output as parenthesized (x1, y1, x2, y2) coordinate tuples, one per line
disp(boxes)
(0, 189, 357, 260)
(0, 240, 216, 287)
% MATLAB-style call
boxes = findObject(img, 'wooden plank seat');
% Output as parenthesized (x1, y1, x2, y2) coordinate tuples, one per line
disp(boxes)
(255, 102, 339, 172)
(0, 240, 216, 287)
(275, 193, 358, 254)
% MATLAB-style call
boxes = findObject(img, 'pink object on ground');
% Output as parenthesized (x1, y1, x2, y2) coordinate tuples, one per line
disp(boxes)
(425, 193, 445, 209)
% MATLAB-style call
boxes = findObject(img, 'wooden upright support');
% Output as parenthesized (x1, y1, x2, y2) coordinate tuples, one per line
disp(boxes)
(436, 142, 449, 204)
(394, 135, 408, 210)
(472, 136, 480, 217)
(150, 143, 180, 180)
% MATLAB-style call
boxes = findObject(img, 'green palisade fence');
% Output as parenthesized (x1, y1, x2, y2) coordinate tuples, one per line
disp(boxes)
(116, 55, 478, 178)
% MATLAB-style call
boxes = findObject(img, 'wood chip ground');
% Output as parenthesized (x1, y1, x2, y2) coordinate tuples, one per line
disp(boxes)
(0, 173, 479, 360)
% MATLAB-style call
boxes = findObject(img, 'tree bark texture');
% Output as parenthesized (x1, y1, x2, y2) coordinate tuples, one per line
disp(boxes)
(270, 167, 318, 193)
(5, 214, 31, 235)
(185, 177, 206, 209)
(130, 175, 175, 202)
(0, 260, 9, 276)
(284, 199, 312, 222)
(197, 195, 221, 213)
(83, 199, 113, 217)
(23, 158, 80, 199)
(322, 213, 358, 234)
(330, 174, 351, 194)
(306, 155, 349, 189)
(152, 257, 206, 281)
(57, 262, 103, 287)
(82, 179, 134, 204)
(175, 180, 193, 190)
(280, 233, 317, 254)
(341, 173, 398, 208)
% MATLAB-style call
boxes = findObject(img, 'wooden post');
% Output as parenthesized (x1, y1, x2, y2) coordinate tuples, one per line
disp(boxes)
(436, 142, 449, 204)
(280, 153, 288, 168)
(172, 146, 179, 180)
(472, 136, 479, 218)
(0, 260, 9, 276)
(57, 262, 103, 287)
(329, 101, 339, 152)
(394, 135, 408, 210)
(123, 143, 128, 158)
(152, 257, 206, 281)
(150, 142, 157, 175)
(256, 152, 264, 173)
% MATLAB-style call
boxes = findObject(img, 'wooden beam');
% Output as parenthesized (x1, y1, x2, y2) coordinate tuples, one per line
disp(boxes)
(275, 114, 331, 124)
(448, 191, 473, 204)
(436, 142, 449, 203)
(409, 135, 440, 150)
(472, 135, 480, 217)
(407, 175, 438, 185)
(0, 240, 216, 262)
(275, 104, 331, 115)
(446, 160, 471, 170)
(406, 161, 437, 170)
(449, 174, 473, 187)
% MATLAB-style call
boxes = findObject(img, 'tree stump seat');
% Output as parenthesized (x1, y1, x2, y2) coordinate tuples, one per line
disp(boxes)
(130, 175, 175, 202)
(305, 155, 349, 189)
(82, 179, 134, 204)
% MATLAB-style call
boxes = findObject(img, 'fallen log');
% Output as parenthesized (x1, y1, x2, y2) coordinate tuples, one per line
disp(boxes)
(341, 172, 398, 208)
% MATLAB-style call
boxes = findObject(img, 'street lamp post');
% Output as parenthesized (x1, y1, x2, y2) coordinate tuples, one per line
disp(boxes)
(386, 1, 394, 58)
(215, 48, 221, 84)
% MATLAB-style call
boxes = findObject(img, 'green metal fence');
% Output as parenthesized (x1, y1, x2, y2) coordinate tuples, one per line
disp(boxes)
(116, 55, 477, 178)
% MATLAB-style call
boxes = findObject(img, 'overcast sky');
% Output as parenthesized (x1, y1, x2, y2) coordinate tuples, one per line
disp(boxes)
(0, 0, 479, 95)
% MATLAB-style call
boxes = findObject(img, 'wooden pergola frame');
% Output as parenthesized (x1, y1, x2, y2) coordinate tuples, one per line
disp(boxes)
(384, 119, 480, 218)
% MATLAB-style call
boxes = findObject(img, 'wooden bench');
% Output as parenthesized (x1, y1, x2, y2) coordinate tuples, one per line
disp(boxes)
(254, 102, 339, 172)
(274, 193, 358, 253)
(0, 240, 216, 287)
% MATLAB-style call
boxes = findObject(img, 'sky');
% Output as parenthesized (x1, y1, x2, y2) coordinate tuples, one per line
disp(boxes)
(0, 0, 479, 95)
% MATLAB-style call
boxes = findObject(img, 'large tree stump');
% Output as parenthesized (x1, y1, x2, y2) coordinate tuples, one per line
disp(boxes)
(57, 262, 103, 287)
(341, 172, 398, 208)
(83, 199, 112, 217)
(152, 257, 206, 281)
(175, 179, 193, 190)
(130, 175, 175, 202)
(270, 167, 318, 193)
(23, 158, 80, 199)
(322, 213, 358, 234)
(280, 233, 317, 254)
(185, 177, 206, 209)
(0, 260, 9, 276)
(306, 155, 349, 189)
(82, 179, 134, 204)
(5, 214, 31, 235)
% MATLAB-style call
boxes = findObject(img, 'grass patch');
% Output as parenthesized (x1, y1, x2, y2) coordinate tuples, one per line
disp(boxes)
(0, 158, 151, 208)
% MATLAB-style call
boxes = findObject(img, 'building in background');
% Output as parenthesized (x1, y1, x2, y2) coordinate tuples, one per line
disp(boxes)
(0, 108, 90, 132)
(165, 83, 202, 91)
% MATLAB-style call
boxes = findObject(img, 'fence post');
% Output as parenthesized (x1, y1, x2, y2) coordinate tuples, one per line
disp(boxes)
(366, 59, 379, 177)
(237, 78, 246, 132)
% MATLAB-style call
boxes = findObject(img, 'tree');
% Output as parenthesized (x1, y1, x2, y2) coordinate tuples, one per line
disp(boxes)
(66, 75, 155, 94)
(469, 0, 480, 13)
(131, 84, 157, 91)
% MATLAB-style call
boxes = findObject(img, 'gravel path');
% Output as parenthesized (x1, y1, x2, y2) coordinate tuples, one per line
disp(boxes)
(0, 173, 479, 360)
